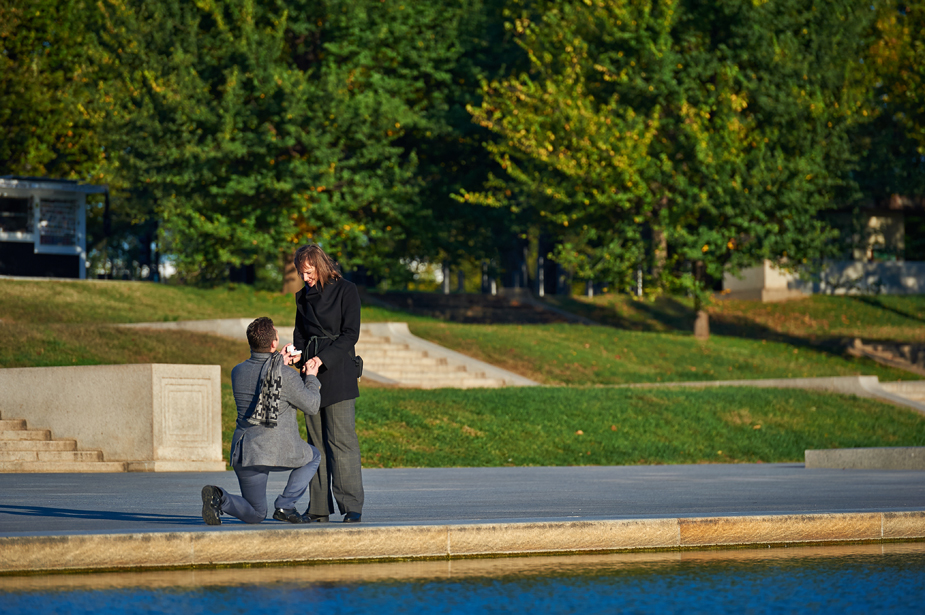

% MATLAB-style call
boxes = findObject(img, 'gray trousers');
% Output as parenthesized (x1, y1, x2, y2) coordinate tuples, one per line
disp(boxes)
(305, 398, 364, 516)
(221, 445, 321, 524)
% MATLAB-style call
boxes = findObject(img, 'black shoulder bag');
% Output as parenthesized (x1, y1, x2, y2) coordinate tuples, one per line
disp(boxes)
(303, 302, 363, 380)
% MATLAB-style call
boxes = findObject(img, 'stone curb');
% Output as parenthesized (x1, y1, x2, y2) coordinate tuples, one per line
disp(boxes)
(806, 447, 925, 470)
(3, 511, 922, 574)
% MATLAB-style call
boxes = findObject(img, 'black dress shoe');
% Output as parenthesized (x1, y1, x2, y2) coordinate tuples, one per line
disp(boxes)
(343, 512, 362, 523)
(301, 512, 330, 523)
(200, 485, 223, 526)
(273, 508, 306, 523)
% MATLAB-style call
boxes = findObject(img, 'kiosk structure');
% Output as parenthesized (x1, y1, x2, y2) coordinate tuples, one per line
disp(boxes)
(0, 176, 107, 279)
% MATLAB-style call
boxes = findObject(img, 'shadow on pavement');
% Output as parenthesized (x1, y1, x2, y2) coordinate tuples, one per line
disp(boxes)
(0, 504, 202, 526)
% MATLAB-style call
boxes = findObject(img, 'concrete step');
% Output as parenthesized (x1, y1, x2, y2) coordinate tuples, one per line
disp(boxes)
(0, 430, 51, 441)
(362, 356, 448, 367)
(0, 461, 127, 473)
(359, 344, 419, 354)
(357, 322, 538, 389)
(0, 415, 123, 473)
(0, 450, 104, 462)
(0, 439, 77, 452)
(357, 349, 436, 363)
(0, 419, 26, 430)
(373, 366, 471, 379)
(375, 371, 488, 382)
(400, 378, 507, 389)
(356, 335, 394, 345)
(372, 361, 465, 371)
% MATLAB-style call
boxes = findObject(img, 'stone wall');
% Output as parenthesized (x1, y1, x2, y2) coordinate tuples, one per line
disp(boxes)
(0, 364, 224, 471)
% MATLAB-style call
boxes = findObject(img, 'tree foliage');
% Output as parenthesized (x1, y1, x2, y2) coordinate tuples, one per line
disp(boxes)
(6, 0, 924, 296)
(467, 0, 878, 325)
(0, 0, 104, 179)
(96, 0, 507, 283)
(855, 1, 925, 202)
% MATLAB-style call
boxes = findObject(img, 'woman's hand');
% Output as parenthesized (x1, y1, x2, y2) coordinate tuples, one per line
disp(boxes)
(301, 356, 323, 376)
(302, 359, 321, 377)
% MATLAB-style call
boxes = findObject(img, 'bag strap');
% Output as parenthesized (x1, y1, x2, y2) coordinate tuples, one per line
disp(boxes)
(303, 298, 340, 342)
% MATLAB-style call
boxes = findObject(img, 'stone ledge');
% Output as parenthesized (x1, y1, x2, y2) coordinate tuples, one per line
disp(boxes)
(126, 460, 227, 473)
(805, 447, 925, 470)
(4, 542, 924, 591)
(0, 364, 223, 472)
(2, 511, 922, 574)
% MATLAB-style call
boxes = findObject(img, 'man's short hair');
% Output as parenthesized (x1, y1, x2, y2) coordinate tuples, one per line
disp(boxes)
(246, 317, 277, 351)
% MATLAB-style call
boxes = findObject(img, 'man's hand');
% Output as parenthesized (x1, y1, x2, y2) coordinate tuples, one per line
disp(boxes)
(302, 360, 320, 377)
(281, 343, 301, 366)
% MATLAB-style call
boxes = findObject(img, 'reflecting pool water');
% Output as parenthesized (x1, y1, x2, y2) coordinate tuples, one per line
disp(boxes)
(1, 543, 923, 614)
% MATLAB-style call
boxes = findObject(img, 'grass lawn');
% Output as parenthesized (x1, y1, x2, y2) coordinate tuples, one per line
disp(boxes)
(355, 386, 925, 467)
(2, 323, 923, 468)
(549, 293, 925, 344)
(0, 278, 407, 326)
(1, 278, 912, 384)
(2, 278, 924, 468)
(408, 321, 914, 385)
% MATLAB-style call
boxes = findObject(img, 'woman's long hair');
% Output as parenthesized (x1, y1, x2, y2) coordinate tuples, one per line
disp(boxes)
(293, 244, 342, 290)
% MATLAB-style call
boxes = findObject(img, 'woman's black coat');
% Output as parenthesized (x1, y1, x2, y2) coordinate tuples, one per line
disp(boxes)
(292, 277, 361, 407)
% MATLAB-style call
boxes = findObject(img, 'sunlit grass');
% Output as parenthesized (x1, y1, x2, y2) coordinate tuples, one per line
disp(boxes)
(2, 278, 924, 468)
(551, 293, 925, 344)
(356, 386, 925, 467)
(409, 321, 915, 384)
(0, 278, 421, 326)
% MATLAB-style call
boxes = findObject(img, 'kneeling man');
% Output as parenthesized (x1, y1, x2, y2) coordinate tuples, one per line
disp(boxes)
(201, 317, 322, 524)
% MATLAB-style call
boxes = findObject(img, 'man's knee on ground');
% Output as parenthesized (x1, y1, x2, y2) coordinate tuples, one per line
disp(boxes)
(241, 503, 268, 524)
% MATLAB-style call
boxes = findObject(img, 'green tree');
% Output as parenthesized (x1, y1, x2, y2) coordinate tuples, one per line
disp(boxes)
(0, 0, 105, 179)
(97, 0, 490, 284)
(853, 2, 925, 207)
(467, 0, 877, 336)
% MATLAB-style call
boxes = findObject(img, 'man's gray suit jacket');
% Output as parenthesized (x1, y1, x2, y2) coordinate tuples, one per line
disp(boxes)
(230, 351, 320, 469)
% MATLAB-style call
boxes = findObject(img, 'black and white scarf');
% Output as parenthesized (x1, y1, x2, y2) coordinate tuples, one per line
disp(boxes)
(247, 352, 283, 427)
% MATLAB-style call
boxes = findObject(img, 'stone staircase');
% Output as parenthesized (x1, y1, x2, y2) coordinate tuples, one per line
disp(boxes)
(120, 318, 539, 390)
(879, 381, 925, 406)
(356, 323, 537, 389)
(357, 331, 506, 388)
(0, 412, 126, 473)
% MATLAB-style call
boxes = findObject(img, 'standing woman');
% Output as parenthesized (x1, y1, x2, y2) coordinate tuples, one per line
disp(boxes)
(292, 244, 364, 523)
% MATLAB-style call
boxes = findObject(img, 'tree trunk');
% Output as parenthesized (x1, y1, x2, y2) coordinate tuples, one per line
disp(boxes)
(693, 260, 709, 340)
(694, 309, 710, 340)
(652, 225, 667, 281)
(651, 197, 668, 281)
(282, 250, 301, 295)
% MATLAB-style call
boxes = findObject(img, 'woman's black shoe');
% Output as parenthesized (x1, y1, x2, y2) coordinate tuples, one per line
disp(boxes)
(301, 512, 330, 523)
(343, 512, 362, 523)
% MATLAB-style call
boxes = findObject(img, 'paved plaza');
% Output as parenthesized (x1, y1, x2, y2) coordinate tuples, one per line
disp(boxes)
(2, 463, 923, 536)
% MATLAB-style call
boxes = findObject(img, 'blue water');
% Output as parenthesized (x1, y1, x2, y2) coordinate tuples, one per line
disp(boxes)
(2, 548, 924, 614)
